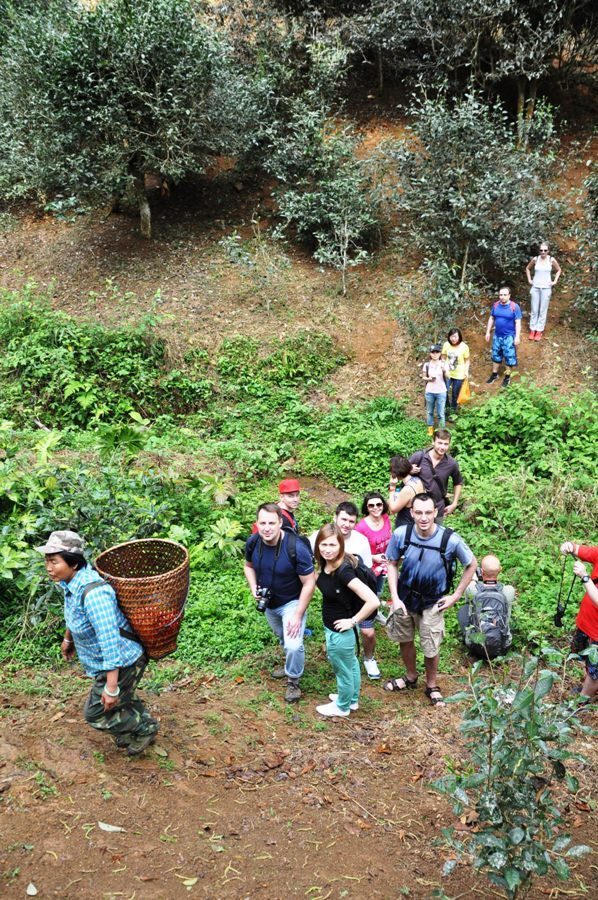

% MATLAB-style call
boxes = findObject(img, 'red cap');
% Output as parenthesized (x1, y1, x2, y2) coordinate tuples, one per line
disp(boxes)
(279, 478, 301, 494)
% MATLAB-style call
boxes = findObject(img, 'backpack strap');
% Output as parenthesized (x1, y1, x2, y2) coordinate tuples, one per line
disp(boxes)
(286, 530, 298, 566)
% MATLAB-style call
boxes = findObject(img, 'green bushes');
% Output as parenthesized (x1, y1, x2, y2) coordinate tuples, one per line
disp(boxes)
(453, 382, 597, 484)
(0, 289, 214, 427)
(302, 397, 428, 491)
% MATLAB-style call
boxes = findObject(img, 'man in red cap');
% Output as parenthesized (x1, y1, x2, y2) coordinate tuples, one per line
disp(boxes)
(278, 478, 301, 533)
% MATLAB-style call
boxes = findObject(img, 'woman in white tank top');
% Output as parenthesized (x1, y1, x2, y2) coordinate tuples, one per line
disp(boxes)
(525, 241, 562, 341)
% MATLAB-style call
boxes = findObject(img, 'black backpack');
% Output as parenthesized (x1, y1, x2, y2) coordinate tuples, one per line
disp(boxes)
(400, 522, 457, 595)
(457, 582, 510, 660)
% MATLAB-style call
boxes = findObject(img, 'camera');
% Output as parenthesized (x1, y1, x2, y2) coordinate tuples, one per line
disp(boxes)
(255, 586, 272, 613)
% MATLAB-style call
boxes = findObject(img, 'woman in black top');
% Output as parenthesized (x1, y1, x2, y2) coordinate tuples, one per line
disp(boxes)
(314, 524, 380, 717)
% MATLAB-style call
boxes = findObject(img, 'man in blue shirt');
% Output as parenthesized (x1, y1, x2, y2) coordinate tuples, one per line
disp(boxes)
(485, 285, 522, 388)
(385, 493, 476, 707)
(244, 504, 316, 702)
(37, 530, 158, 755)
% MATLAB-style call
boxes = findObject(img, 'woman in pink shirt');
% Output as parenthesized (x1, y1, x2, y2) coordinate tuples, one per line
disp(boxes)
(355, 492, 392, 597)
(354, 492, 392, 680)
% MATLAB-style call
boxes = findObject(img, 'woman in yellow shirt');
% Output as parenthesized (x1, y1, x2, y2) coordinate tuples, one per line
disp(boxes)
(442, 328, 470, 421)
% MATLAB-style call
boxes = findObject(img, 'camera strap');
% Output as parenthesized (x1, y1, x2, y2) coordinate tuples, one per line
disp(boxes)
(555, 556, 576, 626)
(256, 534, 283, 596)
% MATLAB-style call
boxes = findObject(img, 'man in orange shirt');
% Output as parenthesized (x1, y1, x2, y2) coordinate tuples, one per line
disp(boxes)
(561, 540, 598, 700)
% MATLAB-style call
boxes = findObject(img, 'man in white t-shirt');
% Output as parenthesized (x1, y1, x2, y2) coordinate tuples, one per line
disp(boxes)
(311, 502, 383, 679)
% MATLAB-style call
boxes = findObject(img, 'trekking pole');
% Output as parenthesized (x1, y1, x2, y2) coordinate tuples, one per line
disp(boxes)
(553, 555, 576, 628)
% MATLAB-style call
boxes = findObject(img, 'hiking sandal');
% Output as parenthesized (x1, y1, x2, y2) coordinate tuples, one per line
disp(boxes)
(424, 686, 445, 707)
(384, 676, 418, 692)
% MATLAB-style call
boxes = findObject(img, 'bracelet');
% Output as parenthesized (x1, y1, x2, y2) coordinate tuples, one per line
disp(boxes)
(63, 638, 73, 645)
(351, 617, 358, 626)
(103, 685, 120, 697)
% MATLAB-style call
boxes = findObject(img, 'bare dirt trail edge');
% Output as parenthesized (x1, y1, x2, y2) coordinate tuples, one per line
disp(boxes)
(1, 669, 596, 899)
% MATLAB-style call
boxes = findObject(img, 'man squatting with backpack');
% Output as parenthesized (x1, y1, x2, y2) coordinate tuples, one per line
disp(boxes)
(244, 504, 316, 702)
(385, 493, 477, 707)
(459, 555, 515, 659)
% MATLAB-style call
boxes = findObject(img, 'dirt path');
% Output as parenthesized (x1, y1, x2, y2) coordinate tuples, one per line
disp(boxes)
(1, 665, 596, 899)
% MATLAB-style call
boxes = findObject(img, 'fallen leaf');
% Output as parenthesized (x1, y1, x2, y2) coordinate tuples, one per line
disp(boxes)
(300, 762, 316, 775)
(50, 711, 65, 722)
(376, 743, 392, 754)
(183, 878, 198, 887)
(152, 746, 169, 758)
(234, 676, 244, 684)
(98, 821, 126, 833)
(138, 876, 159, 882)
(26, 885, 38, 897)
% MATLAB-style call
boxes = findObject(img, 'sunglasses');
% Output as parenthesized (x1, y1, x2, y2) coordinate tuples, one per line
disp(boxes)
(367, 502, 383, 508)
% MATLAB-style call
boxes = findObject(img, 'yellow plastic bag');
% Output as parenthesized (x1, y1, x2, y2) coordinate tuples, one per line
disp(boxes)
(457, 378, 471, 405)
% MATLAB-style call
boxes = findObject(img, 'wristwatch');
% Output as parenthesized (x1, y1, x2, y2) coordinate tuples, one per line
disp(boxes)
(581, 575, 590, 584)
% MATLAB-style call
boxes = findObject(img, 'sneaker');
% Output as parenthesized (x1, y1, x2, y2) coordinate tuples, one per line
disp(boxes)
(528, 330, 536, 340)
(501, 374, 511, 388)
(316, 701, 350, 717)
(534, 331, 542, 341)
(363, 657, 381, 679)
(486, 372, 499, 384)
(375, 610, 387, 626)
(329, 693, 359, 711)
(271, 665, 286, 679)
(285, 679, 302, 703)
(126, 732, 157, 757)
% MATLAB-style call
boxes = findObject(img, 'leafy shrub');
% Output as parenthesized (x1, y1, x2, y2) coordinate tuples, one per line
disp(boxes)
(388, 90, 562, 291)
(0, 289, 214, 426)
(453, 383, 598, 484)
(264, 97, 381, 293)
(217, 331, 345, 389)
(301, 397, 428, 491)
(434, 650, 591, 898)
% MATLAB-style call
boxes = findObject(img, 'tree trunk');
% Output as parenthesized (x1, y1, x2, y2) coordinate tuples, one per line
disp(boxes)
(460, 241, 470, 291)
(133, 172, 151, 239)
(377, 47, 384, 96)
(516, 78, 526, 149)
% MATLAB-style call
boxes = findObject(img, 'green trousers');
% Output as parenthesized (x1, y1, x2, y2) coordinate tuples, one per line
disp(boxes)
(83, 654, 158, 742)
(325, 626, 361, 712)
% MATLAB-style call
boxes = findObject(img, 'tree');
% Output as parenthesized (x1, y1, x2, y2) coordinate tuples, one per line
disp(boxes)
(267, 104, 381, 295)
(388, 89, 562, 289)
(0, 0, 250, 236)
(348, 0, 597, 133)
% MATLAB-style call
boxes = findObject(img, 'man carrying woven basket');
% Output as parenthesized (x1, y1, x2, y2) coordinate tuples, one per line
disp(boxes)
(36, 530, 159, 756)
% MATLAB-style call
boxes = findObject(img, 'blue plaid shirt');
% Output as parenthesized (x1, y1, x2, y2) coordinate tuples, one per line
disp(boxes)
(61, 565, 142, 676)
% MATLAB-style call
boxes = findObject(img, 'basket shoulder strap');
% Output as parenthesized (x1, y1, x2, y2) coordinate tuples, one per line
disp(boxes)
(80, 579, 107, 605)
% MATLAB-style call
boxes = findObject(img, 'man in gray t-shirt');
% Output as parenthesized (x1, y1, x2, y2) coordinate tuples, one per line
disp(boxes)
(386, 493, 476, 706)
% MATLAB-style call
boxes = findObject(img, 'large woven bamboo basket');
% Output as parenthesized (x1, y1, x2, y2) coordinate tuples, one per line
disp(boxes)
(95, 539, 190, 660)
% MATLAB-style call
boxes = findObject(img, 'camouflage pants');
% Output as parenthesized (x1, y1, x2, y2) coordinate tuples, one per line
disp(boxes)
(83, 654, 158, 742)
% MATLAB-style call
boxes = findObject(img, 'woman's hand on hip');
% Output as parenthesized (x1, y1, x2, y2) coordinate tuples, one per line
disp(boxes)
(334, 618, 355, 632)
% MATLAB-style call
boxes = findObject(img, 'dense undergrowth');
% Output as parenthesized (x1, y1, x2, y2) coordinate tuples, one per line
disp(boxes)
(0, 287, 596, 674)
